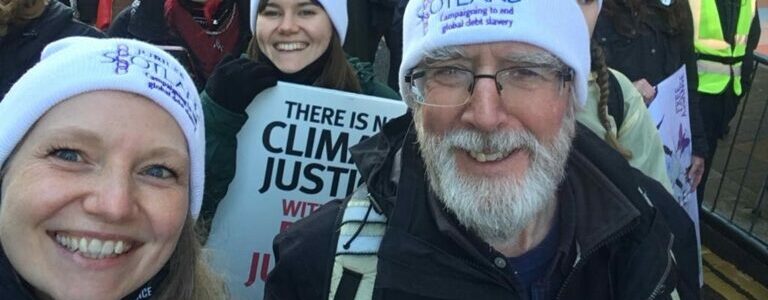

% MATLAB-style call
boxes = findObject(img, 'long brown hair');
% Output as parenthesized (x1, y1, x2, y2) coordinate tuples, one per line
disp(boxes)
(0, 0, 47, 36)
(591, 41, 633, 159)
(246, 0, 361, 93)
(602, 0, 691, 37)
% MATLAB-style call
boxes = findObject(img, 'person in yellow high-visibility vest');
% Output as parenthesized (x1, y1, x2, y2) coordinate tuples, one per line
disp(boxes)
(691, 0, 761, 205)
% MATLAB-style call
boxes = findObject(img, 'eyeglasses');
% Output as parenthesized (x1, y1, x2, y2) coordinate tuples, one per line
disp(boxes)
(404, 65, 574, 107)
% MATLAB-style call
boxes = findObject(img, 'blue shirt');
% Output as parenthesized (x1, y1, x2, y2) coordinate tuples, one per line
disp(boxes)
(507, 221, 560, 299)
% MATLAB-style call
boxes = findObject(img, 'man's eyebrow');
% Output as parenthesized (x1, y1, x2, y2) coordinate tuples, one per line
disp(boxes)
(423, 46, 469, 66)
(501, 52, 564, 67)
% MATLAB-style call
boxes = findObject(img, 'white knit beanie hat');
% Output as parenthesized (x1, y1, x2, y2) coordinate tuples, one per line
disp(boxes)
(250, 0, 348, 44)
(0, 37, 205, 218)
(399, 0, 591, 107)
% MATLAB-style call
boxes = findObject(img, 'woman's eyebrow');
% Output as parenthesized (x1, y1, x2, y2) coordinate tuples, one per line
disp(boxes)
(43, 126, 102, 146)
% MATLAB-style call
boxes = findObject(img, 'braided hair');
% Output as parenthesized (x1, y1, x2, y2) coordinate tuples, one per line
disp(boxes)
(591, 40, 633, 159)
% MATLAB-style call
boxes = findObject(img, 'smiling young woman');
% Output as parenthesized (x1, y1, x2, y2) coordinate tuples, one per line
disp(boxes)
(197, 0, 401, 235)
(0, 37, 226, 300)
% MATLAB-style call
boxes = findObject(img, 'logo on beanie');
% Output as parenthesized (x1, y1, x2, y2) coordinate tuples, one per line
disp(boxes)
(415, 0, 521, 35)
(101, 44, 201, 131)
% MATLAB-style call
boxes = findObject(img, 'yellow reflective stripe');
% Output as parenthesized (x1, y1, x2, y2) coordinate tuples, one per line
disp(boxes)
(697, 39, 732, 51)
(697, 60, 742, 75)
(734, 34, 748, 45)
(732, 0, 755, 57)
(694, 0, 754, 58)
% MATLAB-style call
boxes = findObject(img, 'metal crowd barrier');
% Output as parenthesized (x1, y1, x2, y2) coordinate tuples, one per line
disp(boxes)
(702, 51, 768, 269)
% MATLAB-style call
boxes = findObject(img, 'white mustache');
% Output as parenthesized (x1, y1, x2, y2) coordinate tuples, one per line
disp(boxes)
(440, 128, 546, 160)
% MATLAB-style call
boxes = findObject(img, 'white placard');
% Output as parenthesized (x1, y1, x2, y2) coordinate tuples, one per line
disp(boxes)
(647, 67, 702, 285)
(206, 82, 407, 300)
(648, 66, 698, 225)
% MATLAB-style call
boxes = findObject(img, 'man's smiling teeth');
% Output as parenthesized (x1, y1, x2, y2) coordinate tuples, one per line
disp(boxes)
(468, 150, 511, 162)
(55, 233, 132, 259)
(275, 42, 308, 51)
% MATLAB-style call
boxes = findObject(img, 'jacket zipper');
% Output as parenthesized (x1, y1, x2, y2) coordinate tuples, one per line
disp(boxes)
(646, 234, 675, 300)
(554, 219, 638, 300)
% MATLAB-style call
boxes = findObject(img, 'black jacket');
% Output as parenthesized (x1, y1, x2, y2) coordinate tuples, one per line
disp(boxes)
(0, 1, 103, 99)
(265, 113, 700, 299)
(595, 0, 708, 157)
(0, 246, 166, 299)
(107, 0, 252, 89)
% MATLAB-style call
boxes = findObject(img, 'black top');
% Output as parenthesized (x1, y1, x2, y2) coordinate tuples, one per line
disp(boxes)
(0, 245, 167, 299)
(0, 1, 104, 99)
(107, 0, 252, 90)
(264, 112, 702, 299)
(595, 0, 709, 156)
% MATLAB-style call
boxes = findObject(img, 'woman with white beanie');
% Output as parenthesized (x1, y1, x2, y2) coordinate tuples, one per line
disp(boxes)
(0, 37, 226, 299)
(197, 0, 399, 234)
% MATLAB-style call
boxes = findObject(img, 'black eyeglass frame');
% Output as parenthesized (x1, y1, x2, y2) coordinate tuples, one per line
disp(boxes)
(404, 65, 575, 106)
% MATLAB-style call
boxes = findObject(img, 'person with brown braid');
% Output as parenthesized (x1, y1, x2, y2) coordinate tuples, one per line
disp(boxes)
(593, 0, 709, 195)
(576, 0, 673, 192)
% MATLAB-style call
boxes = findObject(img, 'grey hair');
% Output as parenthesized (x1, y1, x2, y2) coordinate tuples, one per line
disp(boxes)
(422, 45, 569, 69)
(423, 46, 468, 66)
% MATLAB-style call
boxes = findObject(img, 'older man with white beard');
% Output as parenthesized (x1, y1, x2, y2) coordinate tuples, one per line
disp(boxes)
(264, 1, 698, 299)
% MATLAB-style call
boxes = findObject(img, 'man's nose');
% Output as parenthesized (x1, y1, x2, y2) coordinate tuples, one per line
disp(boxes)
(461, 76, 508, 132)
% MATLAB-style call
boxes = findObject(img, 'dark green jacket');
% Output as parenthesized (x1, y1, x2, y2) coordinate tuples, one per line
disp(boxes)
(198, 57, 400, 228)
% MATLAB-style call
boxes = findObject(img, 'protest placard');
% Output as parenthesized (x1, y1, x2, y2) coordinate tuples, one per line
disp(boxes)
(648, 66, 699, 226)
(205, 82, 407, 299)
(647, 67, 702, 284)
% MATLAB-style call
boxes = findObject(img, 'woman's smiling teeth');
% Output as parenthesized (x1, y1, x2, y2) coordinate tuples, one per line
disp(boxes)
(275, 42, 308, 51)
(55, 233, 133, 259)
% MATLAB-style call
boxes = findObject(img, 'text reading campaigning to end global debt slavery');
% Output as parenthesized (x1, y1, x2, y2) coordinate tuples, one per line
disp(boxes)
(415, 0, 522, 35)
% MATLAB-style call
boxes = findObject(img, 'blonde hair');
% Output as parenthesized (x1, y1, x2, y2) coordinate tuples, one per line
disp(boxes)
(155, 216, 229, 300)
(0, 0, 48, 36)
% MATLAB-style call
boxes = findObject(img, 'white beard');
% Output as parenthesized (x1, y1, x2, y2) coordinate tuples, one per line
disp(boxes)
(415, 113, 575, 246)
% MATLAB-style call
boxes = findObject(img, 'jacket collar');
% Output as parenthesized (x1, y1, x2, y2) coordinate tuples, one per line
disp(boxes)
(349, 110, 415, 216)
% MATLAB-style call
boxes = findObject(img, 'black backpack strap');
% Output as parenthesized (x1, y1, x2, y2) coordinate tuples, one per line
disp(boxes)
(334, 268, 364, 300)
(606, 71, 625, 130)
